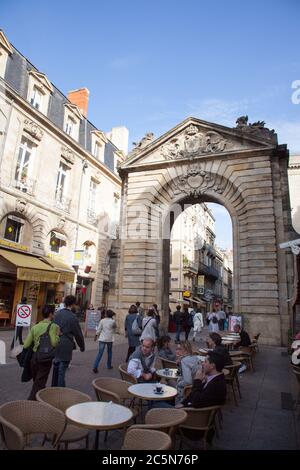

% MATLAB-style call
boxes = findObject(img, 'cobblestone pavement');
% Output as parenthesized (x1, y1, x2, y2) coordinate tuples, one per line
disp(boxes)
(0, 325, 299, 450)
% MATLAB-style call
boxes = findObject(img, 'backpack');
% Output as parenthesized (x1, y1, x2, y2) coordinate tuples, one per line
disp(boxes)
(187, 314, 194, 327)
(36, 323, 56, 362)
(132, 315, 142, 336)
(212, 315, 218, 324)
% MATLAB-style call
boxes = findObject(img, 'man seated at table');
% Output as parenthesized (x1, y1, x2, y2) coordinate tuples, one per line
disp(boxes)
(177, 351, 227, 409)
(234, 323, 251, 348)
(207, 333, 233, 366)
(127, 337, 156, 382)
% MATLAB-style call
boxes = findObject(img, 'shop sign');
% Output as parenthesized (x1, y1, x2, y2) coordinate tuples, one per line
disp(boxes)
(182, 290, 191, 298)
(16, 303, 32, 326)
(73, 250, 84, 266)
(0, 239, 28, 252)
(197, 275, 205, 286)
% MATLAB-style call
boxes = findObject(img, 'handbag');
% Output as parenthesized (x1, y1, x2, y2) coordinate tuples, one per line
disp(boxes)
(9, 344, 23, 359)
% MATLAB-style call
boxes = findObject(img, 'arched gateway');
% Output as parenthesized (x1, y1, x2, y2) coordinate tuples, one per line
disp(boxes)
(109, 117, 296, 346)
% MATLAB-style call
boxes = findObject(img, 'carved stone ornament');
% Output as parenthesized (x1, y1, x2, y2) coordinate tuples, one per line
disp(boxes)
(57, 217, 66, 230)
(61, 146, 75, 165)
(24, 119, 44, 141)
(172, 165, 226, 198)
(16, 198, 27, 214)
(235, 115, 277, 143)
(160, 125, 227, 161)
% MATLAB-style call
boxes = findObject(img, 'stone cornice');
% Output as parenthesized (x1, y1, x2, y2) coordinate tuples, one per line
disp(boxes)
(1, 79, 121, 186)
(28, 70, 53, 93)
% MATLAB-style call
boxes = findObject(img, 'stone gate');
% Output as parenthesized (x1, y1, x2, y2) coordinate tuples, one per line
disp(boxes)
(109, 116, 296, 345)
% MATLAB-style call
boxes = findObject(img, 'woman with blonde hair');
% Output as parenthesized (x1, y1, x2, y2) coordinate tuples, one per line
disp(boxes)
(176, 340, 202, 401)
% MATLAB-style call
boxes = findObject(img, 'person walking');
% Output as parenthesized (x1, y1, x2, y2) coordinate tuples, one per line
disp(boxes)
(51, 295, 85, 387)
(10, 296, 27, 349)
(140, 308, 159, 343)
(92, 310, 116, 372)
(23, 305, 60, 400)
(173, 305, 182, 343)
(207, 308, 219, 332)
(192, 309, 204, 342)
(124, 304, 142, 362)
(217, 307, 226, 331)
(182, 306, 193, 341)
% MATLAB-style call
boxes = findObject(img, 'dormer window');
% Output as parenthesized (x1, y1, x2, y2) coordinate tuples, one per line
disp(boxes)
(65, 116, 75, 137)
(93, 141, 101, 159)
(30, 87, 42, 110)
(27, 71, 52, 115)
(91, 130, 107, 162)
(0, 31, 12, 79)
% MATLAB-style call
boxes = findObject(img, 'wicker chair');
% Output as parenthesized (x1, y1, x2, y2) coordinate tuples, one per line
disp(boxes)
(122, 428, 172, 450)
(252, 333, 261, 353)
(177, 405, 221, 450)
(224, 362, 242, 405)
(0, 400, 66, 450)
(92, 377, 138, 417)
(36, 387, 92, 450)
(119, 363, 138, 384)
(159, 357, 177, 369)
(128, 407, 187, 441)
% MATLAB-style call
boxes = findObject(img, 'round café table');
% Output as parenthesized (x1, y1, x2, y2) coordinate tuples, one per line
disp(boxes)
(156, 368, 181, 380)
(65, 401, 133, 449)
(128, 383, 178, 401)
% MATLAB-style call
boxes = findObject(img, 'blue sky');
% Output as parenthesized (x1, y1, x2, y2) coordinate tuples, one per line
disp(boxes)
(2, 0, 299, 249)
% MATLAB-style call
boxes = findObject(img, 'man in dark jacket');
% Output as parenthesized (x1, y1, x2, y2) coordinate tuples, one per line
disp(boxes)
(51, 295, 85, 387)
(208, 333, 233, 366)
(178, 351, 227, 408)
(173, 305, 182, 343)
(234, 323, 251, 348)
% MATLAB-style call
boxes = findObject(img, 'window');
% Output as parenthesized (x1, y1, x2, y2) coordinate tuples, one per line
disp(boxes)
(93, 141, 101, 159)
(15, 138, 34, 182)
(55, 162, 68, 202)
(50, 231, 66, 254)
(4, 216, 23, 243)
(65, 116, 75, 136)
(30, 87, 42, 110)
(88, 180, 97, 212)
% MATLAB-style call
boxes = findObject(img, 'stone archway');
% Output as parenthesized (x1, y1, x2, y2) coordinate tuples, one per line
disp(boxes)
(110, 117, 296, 346)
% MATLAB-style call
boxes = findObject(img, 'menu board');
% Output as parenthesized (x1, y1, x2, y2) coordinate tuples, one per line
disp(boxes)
(84, 310, 101, 337)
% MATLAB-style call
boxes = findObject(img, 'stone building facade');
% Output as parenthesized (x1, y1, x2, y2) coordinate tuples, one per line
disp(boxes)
(110, 117, 296, 346)
(0, 31, 126, 324)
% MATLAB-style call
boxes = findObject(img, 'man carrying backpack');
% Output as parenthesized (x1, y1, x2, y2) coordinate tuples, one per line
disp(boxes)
(51, 295, 85, 387)
(23, 305, 60, 400)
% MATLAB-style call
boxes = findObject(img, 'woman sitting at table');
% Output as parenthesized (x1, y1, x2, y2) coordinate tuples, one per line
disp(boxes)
(157, 335, 176, 362)
(176, 340, 201, 401)
(207, 333, 232, 366)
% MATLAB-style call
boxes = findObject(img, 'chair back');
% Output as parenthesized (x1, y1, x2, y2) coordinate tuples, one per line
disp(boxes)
(119, 363, 138, 384)
(93, 377, 133, 403)
(36, 387, 92, 412)
(159, 357, 177, 369)
(122, 428, 172, 450)
(180, 405, 221, 431)
(224, 362, 241, 380)
(183, 384, 192, 398)
(0, 400, 66, 449)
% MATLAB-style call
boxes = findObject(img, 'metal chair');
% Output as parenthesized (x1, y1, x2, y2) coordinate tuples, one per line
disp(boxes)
(119, 363, 138, 384)
(224, 362, 242, 405)
(177, 405, 221, 450)
(122, 428, 172, 450)
(0, 400, 66, 450)
(159, 357, 177, 369)
(36, 387, 91, 450)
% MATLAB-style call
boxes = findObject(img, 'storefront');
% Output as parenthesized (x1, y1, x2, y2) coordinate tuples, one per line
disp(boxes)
(0, 248, 60, 326)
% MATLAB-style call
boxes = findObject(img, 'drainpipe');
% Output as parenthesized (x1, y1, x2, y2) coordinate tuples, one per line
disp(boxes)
(73, 158, 88, 292)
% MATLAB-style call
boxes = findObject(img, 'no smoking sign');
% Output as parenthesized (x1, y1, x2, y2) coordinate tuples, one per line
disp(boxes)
(16, 304, 32, 326)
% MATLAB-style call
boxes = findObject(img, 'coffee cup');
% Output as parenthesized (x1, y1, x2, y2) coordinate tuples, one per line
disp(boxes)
(155, 384, 163, 393)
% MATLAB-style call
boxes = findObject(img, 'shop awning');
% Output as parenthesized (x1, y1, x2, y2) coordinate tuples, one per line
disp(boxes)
(190, 296, 206, 305)
(0, 249, 60, 283)
(41, 257, 75, 283)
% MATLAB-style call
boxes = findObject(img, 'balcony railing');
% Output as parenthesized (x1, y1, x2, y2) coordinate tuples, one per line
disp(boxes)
(14, 177, 35, 195)
(198, 261, 219, 279)
(87, 209, 98, 227)
(183, 260, 198, 274)
(54, 194, 71, 213)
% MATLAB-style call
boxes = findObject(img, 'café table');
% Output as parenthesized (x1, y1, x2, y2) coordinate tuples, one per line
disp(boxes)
(128, 383, 178, 401)
(65, 401, 133, 450)
(156, 368, 181, 380)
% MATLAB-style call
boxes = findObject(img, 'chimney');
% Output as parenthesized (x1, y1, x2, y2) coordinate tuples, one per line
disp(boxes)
(67, 88, 89, 117)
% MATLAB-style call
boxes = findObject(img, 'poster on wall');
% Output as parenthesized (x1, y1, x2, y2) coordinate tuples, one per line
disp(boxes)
(84, 310, 101, 337)
(229, 315, 242, 331)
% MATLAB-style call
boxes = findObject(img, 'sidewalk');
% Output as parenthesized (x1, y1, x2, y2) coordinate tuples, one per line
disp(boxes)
(0, 326, 299, 450)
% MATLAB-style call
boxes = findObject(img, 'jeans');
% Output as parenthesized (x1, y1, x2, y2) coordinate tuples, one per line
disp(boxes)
(93, 341, 112, 369)
(11, 326, 23, 349)
(176, 323, 181, 342)
(51, 360, 70, 387)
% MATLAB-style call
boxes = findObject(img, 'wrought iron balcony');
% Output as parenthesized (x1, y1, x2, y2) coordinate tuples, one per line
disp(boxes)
(198, 261, 219, 280)
(87, 209, 98, 227)
(54, 194, 71, 213)
(183, 260, 198, 274)
(14, 177, 35, 195)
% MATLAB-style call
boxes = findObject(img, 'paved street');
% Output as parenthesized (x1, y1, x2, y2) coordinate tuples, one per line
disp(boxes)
(0, 325, 299, 450)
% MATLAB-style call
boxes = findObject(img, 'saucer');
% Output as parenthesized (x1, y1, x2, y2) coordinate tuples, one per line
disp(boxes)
(153, 390, 164, 395)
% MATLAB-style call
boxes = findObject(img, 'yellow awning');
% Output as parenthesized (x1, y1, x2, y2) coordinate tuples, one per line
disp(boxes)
(41, 257, 75, 283)
(0, 249, 60, 283)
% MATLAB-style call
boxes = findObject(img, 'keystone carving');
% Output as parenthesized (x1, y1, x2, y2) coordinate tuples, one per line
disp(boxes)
(160, 125, 227, 161)
(16, 198, 27, 214)
(61, 146, 75, 165)
(24, 119, 44, 141)
(172, 166, 226, 197)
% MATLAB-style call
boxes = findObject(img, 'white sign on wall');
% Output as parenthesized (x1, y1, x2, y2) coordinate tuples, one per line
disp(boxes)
(16, 304, 32, 327)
